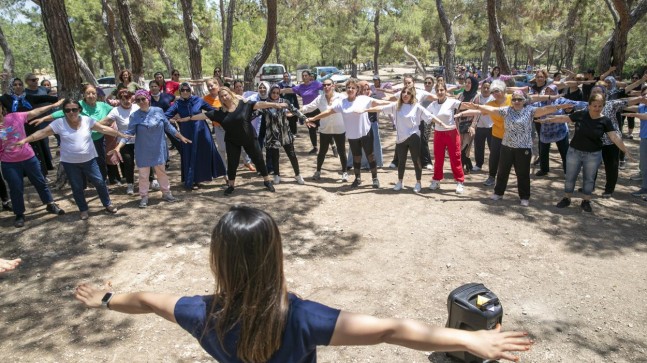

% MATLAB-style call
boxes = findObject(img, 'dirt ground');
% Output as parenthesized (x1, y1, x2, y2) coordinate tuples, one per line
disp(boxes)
(1, 70, 646, 362)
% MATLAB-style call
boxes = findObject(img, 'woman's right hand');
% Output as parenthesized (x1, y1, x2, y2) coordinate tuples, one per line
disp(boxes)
(465, 324, 533, 362)
(29, 118, 45, 126)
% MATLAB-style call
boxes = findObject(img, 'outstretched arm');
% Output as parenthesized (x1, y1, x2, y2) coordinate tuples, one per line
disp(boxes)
(463, 102, 501, 117)
(253, 101, 288, 111)
(622, 112, 647, 119)
(539, 115, 571, 124)
(74, 283, 180, 323)
(14, 126, 55, 146)
(91, 122, 130, 139)
(534, 103, 574, 118)
(25, 99, 64, 120)
(599, 66, 616, 81)
(330, 312, 532, 362)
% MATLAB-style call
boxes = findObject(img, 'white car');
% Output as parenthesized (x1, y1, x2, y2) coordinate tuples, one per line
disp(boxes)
(312, 66, 349, 84)
(255, 64, 286, 85)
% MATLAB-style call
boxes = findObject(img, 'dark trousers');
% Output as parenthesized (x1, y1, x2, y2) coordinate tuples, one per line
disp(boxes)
(596, 144, 620, 194)
(304, 110, 320, 148)
(489, 136, 503, 178)
(539, 135, 569, 173)
(494, 145, 531, 200)
(395, 133, 422, 180)
(0, 168, 8, 202)
(393, 123, 431, 167)
(93, 136, 107, 180)
(120, 143, 136, 184)
(348, 130, 376, 179)
(287, 115, 298, 136)
(107, 164, 122, 183)
(474, 127, 492, 168)
(225, 140, 268, 181)
(318, 133, 347, 172)
(267, 143, 300, 176)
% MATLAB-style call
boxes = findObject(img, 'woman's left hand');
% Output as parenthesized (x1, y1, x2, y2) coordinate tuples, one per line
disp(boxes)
(119, 133, 133, 139)
(74, 283, 109, 309)
(468, 126, 476, 137)
(277, 102, 288, 109)
(178, 135, 192, 144)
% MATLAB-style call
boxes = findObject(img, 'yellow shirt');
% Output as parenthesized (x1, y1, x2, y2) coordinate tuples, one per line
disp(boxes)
(486, 94, 511, 139)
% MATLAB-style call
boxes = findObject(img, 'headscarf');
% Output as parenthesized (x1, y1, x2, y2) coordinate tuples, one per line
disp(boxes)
(179, 82, 192, 99)
(604, 76, 617, 92)
(8, 77, 32, 112)
(268, 84, 281, 102)
(134, 89, 150, 102)
(257, 81, 270, 100)
(545, 85, 559, 105)
(460, 76, 479, 102)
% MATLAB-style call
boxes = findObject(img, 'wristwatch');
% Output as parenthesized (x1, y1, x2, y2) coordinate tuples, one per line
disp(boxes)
(101, 292, 114, 309)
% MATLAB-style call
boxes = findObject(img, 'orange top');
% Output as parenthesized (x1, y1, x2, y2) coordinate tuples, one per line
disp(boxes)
(486, 94, 511, 139)
(203, 94, 222, 126)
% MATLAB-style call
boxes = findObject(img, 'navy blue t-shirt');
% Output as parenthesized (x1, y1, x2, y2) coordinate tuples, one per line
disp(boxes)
(174, 293, 340, 362)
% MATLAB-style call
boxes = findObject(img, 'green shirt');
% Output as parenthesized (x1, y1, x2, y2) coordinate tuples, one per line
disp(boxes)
(51, 100, 113, 140)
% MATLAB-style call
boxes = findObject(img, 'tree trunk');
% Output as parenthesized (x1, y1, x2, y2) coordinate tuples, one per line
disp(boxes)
(597, 0, 647, 75)
(578, 29, 589, 68)
(0, 23, 15, 94)
(149, 23, 174, 76)
(100, 0, 122, 79)
(486, 0, 511, 74)
(39, 0, 82, 98)
(76, 49, 99, 87)
(436, 0, 460, 84)
(403, 46, 426, 78)
(116, 0, 144, 84)
(114, 17, 131, 71)
(564, 0, 582, 70)
(275, 37, 281, 64)
(436, 41, 443, 66)
(221, 0, 236, 77)
(481, 33, 493, 76)
(350, 45, 358, 78)
(180, 0, 204, 95)
(243, 0, 277, 91)
(373, 5, 380, 75)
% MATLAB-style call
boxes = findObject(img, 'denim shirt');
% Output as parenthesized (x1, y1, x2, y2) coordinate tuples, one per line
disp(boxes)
(533, 98, 587, 143)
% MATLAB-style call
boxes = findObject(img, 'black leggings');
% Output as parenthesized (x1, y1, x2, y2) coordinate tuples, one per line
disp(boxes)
(119, 143, 135, 184)
(267, 143, 300, 176)
(318, 133, 347, 172)
(305, 110, 320, 148)
(348, 130, 377, 179)
(395, 133, 422, 180)
(0, 168, 8, 202)
(225, 140, 268, 181)
(596, 143, 620, 194)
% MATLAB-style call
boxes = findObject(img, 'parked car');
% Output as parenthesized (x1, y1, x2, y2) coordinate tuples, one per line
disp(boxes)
(97, 76, 116, 86)
(255, 64, 286, 85)
(312, 66, 349, 84)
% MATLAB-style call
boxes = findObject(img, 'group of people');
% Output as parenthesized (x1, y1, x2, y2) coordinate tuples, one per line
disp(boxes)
(1, 65, 646, 227)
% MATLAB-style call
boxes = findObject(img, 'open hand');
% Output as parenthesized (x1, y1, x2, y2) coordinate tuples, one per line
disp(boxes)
(178, 135, 192, 144)
(74, 283, 110, 309)
(466, 324, 533, 362)
(0, 258, 22, 274)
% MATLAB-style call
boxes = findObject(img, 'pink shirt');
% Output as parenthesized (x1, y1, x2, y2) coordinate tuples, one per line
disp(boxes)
(0, 112, 36, 163)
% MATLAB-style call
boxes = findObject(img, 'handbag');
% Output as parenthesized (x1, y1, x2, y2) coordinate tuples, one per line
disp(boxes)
(458, 120, 472, 134)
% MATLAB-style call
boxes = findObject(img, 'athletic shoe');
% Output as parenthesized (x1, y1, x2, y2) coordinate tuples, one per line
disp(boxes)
(556, 197, 571, 208)
(520, 199, 529, 207)
(413, 182, 422, 193)
(471, 166, 481, 172)
(224, 186, 235, 196)
(264, 181, 276, 192)
(309, 147, 318, 154)
(389, 163, 396, 169)
(601, 192, 613, 198)
(351, 178, 362, 188)
(2, 201, 12, 211)
(483, 176, 495, 186)
(372, 178, 380, 188)
(312, 171, 321, 180)
(535, 170, 548, 177)
(14, 215, 25, 228)
(455, 182, 464, 194)
(426, 164, 433, 170)
(393, 181, 403, 191)
(490, 193, 503, 201)
(139, 197, 149, 208)
(80, 211, 89, 220)
(429, 180, 440, 190)
(295, 175, 305, 185)
(46, 203, 65, 215)
(162, 192, 177, 202)
(532, 156, 540, 166)
(332, 145, 338, 157)
(581, 200, 593, 213)
(341, 172, 349, 182)
(273, 175, 281, 185)
(631, 189, 647, 197)
(150, 179, 161, 190)
(126, 183, 134, 195)
(105, 205, 118, 214)
(629, 173, 643, 181)
(619, 161, 626, 170)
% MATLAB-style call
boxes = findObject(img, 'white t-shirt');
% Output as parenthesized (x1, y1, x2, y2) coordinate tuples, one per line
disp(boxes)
(475, 94, 494, 128)
(50, 115, 98, 163)
(426, 98, 462, 131)
(331, 95, 374, 139)
(381, 103, 433, 144)
(107, 105, 139, 144)
(301, 93, 346, 134)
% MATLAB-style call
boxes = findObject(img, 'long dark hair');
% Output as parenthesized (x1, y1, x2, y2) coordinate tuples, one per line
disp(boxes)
(207, 206, 288, 362)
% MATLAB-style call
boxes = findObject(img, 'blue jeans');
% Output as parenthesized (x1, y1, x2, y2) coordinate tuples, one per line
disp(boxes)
(1, 156, 54, 216)
(62, 158, 112, 212)
(641, 138, 647, 190)
(564, 148, 602, 195)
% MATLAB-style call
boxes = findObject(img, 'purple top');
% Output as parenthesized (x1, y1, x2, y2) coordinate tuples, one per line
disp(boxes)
(292, 81, 324, 104)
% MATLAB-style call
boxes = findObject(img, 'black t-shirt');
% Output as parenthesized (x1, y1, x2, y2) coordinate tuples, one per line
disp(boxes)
(581, 77, 600, 101)
(568, 110, 614, 152)
(205, 101, 258, 146)
(564, 88, 583, 101)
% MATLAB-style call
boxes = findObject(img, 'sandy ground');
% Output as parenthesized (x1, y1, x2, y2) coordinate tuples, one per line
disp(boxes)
(1, 73, 646, 362)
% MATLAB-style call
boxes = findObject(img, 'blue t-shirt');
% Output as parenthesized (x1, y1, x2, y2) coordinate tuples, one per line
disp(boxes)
(174, 293, 340, 362)
(639, 104, 647, 139)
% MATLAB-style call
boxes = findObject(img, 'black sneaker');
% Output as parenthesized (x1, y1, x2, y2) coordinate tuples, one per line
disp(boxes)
(535, 170, 548, 177)
(46, 203, 65, 215)
(556, 197, 571, 208)
(351, 178, 362, 188)
(581, 200, 593, 213)
(14, 215, 25, 228)
(264, 181, 276, 192)
(224, 186, 235, 196)
(2, 201, 12, 212)
(309, 148, 318, 155)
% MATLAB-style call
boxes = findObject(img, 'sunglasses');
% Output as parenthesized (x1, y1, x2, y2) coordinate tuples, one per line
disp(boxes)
(424, 82, 433, 85)
(512, 98, 525, 102)
(632, 77, 639, 81)
(180, 89, 191, 92)
(401, 91, 412, 96)
(134, 98, 148, 103)
(63, 108, 80, 113)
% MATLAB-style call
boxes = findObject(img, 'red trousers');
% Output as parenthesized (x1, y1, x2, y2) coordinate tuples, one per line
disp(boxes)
(433, 129, 465, 182)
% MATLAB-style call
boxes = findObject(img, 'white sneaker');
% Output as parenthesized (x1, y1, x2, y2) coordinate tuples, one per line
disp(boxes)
(455, 182, 464, 194)
(126, 183, 134, 195)
(151, 179, 161, 190)
(490, 193, 503, 201)
(341, 172, 349, 182)
(139, 196, 148, 208)
(471, 166, 481, 172)
(389, 163, 396, 169)
(393, 181, 403, 191)
(273, 175, 281, 184)
(295, 175, 305, 185)
(426, 164, 433, 170)
(413, 182, 422, 193)
(520, 199, 529, 207)
(429, 180, 440, 190)
(162, 192, 177, 202)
